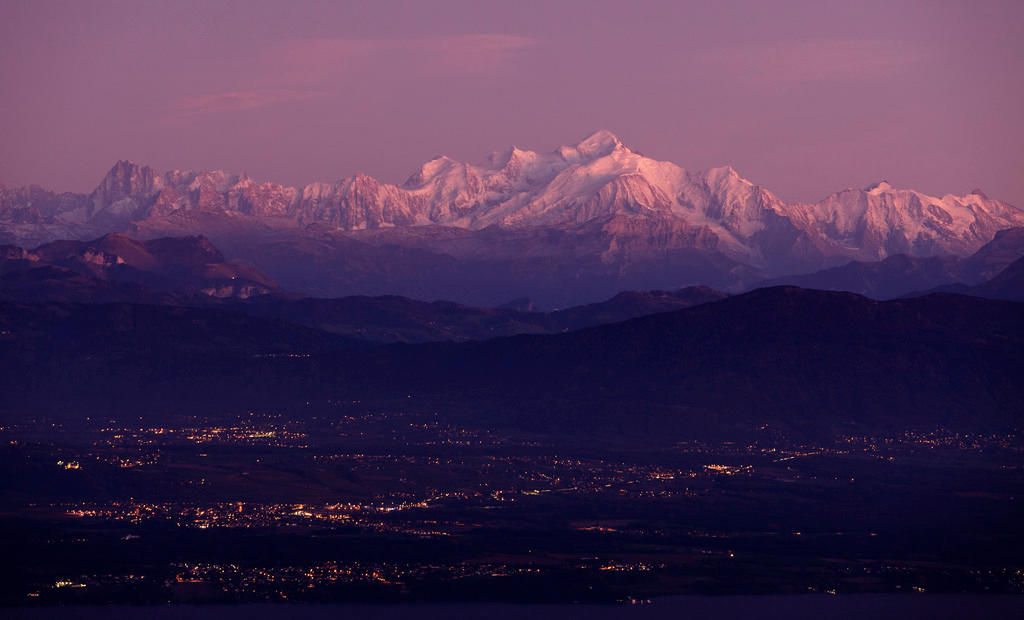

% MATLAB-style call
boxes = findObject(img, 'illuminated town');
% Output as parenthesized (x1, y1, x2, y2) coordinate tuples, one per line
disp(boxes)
(2, 410, 1021, 604)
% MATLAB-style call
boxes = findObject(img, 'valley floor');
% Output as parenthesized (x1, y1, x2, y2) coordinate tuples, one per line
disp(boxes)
(2, 409, 1021, 605)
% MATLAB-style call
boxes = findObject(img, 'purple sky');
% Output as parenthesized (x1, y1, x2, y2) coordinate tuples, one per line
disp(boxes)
(1, 0, 1022, 206)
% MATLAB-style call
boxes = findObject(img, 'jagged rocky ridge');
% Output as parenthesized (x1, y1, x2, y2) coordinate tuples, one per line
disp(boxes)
(4, 131, 1021, 268)
(0, 233, 279, 301)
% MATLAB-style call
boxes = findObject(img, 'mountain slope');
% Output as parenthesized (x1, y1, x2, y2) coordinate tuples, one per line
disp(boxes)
(545, 285, 728, 330)
(753, 225, 1024, 299)
(384, 288, 1024, 434)
(0, 233, 279, 302)
(3, 288, 1021, 437)
(924, 256, 1024, 302)
(0, 300, 360, 358)
(957, 226, 1024, 283)
(778, 182, 1021, 260)
(220, 285, 727, 343)
(755, 254, 963, 299)
(3, 132, 1020, 274)
(2, 230, 729, 341)
(967, 257, 1024, 301)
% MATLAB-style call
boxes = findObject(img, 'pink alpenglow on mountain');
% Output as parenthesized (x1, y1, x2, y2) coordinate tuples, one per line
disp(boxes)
(2, 132, 1022, 274)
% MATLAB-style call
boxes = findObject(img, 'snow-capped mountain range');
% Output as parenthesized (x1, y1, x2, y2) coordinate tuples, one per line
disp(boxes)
(2, 130, 1022, 300)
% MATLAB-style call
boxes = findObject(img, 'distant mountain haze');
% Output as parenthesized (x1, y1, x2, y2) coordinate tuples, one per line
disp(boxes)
(0, 233, 729, 343)
(3, 288, 1021, 438)
(753, 226, 1024, 299)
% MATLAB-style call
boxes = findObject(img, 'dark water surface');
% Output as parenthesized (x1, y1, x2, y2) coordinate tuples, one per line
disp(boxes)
(5, 595, 1023, 619)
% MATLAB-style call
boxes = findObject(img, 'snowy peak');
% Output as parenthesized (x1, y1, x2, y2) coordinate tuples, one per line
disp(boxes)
(703, 166, 750, 190)
(92, 160, 161, 203)
(402, 156, 469, 189)
(491, 146, 537, 172)
(3, 130, 1023, 273)
(100, 159, 157, 185)
(575, 129, 624, 152)
(559, 129, 627, 161)
(783, 178, 1024, 261)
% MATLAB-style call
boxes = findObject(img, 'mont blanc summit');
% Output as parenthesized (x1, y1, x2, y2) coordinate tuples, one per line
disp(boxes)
(2, 131, 1022, 305)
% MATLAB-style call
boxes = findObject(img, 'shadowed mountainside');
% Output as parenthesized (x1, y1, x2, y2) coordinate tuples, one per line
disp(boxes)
(2, 288, 1020, 439)
(220, 286, 728, 343)
(919, 256, 1024, 302)
(2, 233, 729, 341)
(752, 226, 1024, 299)
(0, 233, 279, 302)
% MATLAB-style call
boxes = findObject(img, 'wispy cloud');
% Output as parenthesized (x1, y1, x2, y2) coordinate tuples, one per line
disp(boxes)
(176, 88, 320, 115)
(705, 39, 928, 83)
(421, 34, 538, 75)
(172, 33, 536, 117)
(271, 34, 538, 84)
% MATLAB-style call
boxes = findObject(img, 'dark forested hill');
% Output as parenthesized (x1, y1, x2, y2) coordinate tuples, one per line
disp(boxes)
(2, 288, 1021, 439)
